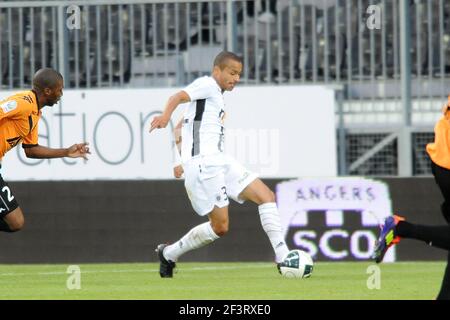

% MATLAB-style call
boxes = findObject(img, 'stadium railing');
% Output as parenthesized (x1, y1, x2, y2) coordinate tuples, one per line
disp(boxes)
(1, 0, 449, 176)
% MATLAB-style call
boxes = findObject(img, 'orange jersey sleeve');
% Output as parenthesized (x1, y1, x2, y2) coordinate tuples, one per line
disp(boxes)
(0, 99, 26, 120)
(0, 91, 40, 159)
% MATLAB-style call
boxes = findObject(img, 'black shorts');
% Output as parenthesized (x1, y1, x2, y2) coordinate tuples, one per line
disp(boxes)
(0, 174, 19, 218)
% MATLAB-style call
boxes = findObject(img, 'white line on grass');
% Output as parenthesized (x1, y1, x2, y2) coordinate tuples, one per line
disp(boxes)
(1, 261, 437, 277)
(0, 264, 273, 277)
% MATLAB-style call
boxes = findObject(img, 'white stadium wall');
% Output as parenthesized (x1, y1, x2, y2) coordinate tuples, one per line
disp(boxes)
(0, 85, 337, 181)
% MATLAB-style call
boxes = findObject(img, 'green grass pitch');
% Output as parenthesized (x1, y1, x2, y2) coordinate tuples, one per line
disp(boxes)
(0, 262, 445, 300)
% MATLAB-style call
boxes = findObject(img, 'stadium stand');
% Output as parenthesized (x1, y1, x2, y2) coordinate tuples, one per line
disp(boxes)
(1, 0, 449, 176)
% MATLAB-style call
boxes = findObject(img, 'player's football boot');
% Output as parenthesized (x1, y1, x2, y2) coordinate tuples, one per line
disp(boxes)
(372, 215, 405, 263)
(277, 263, 281, 275)
(156, 244, 176, 278)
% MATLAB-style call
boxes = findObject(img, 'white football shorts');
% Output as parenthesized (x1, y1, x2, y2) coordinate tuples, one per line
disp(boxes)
(183, 154, 258, 216)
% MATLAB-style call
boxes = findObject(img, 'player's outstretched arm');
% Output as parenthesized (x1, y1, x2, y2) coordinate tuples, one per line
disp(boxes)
(149, 90, 190, 133)
(24, 142, 91, 160)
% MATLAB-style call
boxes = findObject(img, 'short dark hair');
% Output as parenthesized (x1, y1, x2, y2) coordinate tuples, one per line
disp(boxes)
(32, 68, 63, 91)
(213, 51, 242, 70)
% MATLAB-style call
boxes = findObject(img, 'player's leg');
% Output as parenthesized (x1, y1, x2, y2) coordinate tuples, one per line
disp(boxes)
(431, 161, 450, 299)
(0, 207, 25, 232)
(435, 208, 450, 299)
(238, 178, 289, 263)
(437, 253, 450, 300)
(0, 177, 24, 232)
(373, 215, 450, 262)
(373, 161, 450, 263)
(208, 205, 229, 236)
(156, 160, 226, 277)
(431, 160, 450, 224)
(162, 205, 226, 263)
(223, 156, 289, 265)
(239, 178, 275, 205)
(395, 220, 450, 250)
(157, 206, 224, 278)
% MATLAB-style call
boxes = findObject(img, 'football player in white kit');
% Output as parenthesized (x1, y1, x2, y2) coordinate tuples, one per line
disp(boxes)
(150, 51, 289, 278)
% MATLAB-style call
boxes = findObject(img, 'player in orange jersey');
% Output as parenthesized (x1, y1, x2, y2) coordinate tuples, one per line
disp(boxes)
(373, 96, 450, 300)
(0, 68, 90, 233)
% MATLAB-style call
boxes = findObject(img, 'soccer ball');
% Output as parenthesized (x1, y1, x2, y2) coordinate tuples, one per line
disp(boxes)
(279, 250, 314, 279)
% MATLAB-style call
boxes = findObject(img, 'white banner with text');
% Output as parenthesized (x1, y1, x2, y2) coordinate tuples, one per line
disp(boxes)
(276, 177, 394, 262)
(0, 85, 336, 180)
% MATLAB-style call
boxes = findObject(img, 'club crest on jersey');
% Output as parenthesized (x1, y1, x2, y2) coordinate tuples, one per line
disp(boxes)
(0, 100, 17, 113)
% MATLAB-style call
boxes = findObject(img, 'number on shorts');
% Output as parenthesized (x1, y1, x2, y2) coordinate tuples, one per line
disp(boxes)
(221, 186, 228, 201)
(2, 186, 15, 202)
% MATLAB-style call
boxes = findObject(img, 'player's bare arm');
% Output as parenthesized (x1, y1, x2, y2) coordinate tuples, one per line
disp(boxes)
(149, 90, 190, 132)
(24, 142, 91, 160)
(173, 117, 184, 178)
(173, 117, 183, 146)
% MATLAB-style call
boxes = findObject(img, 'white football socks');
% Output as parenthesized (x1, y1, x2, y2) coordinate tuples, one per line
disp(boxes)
(163, 221, 220, 262)
(258, 202, 289, 263)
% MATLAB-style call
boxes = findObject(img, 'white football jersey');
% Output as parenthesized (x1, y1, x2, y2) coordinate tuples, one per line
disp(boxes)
(181, 76, 226, 163)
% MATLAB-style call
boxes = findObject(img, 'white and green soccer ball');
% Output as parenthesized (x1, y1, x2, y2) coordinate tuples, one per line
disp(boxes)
(279, 249, 314, 279)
